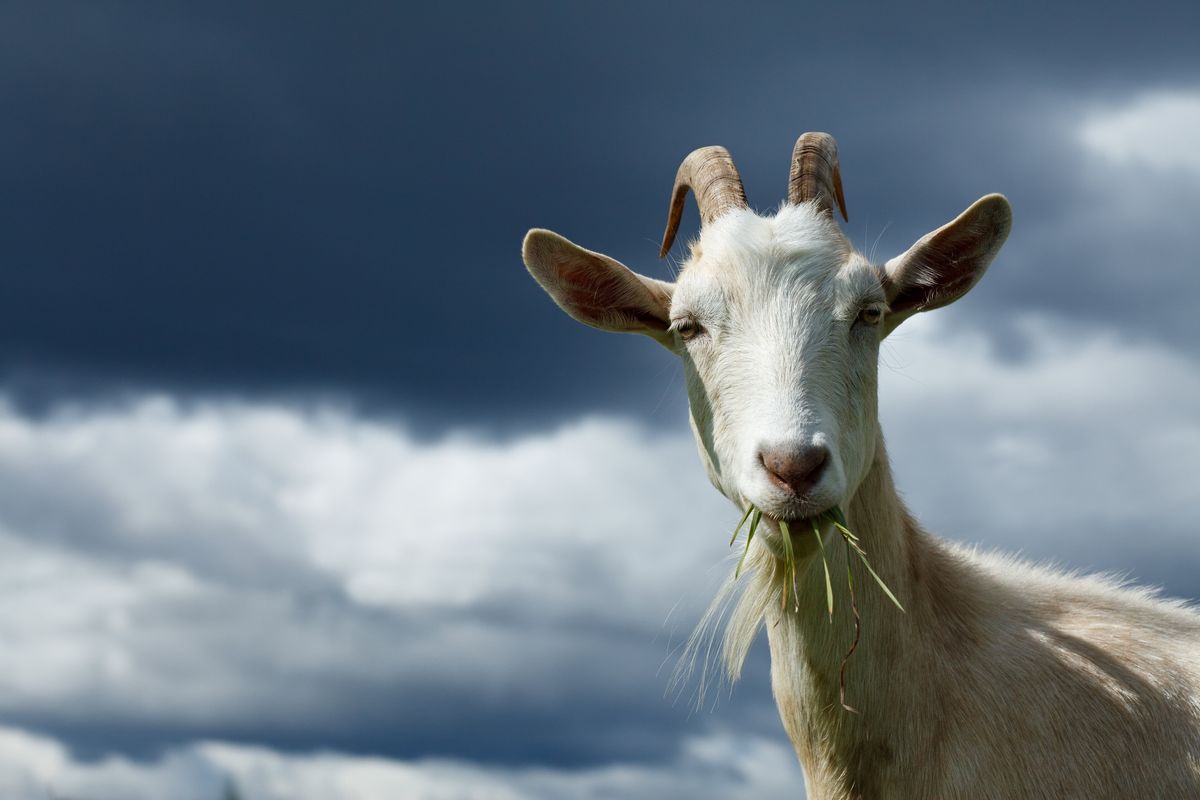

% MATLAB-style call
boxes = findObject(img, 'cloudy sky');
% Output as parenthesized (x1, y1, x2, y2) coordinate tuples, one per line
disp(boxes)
(1, 2, 1198, 798)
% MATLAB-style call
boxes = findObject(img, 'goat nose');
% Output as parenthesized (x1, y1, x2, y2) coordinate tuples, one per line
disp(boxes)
(759, 444, 829, 497)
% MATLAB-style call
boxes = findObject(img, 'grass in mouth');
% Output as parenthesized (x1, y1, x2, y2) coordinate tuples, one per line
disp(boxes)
(730, 505, 904, 712)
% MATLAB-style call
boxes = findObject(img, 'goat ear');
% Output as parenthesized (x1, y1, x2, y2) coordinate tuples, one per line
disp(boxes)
(881, 194, 1012, 335)
(523, 229, 674, 344)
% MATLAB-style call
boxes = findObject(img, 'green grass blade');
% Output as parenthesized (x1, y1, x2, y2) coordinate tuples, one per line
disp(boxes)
(779, 518, 798, 611)
(735, 539, 751, 578)
(729, 505, 753, 547)
(735, 509, 761, 578)
(830, 505, 850, 530)
(833, 520, 860, 543)
(810, 518, 834, 621)
(854, 551, 905, 612)
(841, 531, 867, 557)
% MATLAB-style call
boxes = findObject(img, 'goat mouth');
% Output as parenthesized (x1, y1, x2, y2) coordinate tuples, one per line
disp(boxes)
(750, 513, 830, 563)
(760, 512, 834, 541)
(760, 508, 834, 532)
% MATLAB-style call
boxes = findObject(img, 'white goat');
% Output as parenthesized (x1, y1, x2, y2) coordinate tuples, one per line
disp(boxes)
(522, 134, 1200, 799)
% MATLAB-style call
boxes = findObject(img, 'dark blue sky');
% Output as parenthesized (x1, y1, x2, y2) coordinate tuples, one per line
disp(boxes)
(3, 1, 1198, 428)
(0, 3, 1198, 797)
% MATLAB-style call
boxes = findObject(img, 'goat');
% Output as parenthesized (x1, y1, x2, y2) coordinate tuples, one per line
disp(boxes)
(522, 134, 1200, 799)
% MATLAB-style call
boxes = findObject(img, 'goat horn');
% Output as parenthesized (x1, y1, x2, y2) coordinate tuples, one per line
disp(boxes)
(788, 132, 848, 221)
(659, 146, 748, 258)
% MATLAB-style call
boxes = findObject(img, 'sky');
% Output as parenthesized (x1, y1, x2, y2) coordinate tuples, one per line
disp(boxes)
(0, 1, 1198, 798)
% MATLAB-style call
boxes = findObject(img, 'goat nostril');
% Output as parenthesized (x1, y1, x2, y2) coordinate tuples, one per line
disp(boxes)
(759, 445, 829, 497)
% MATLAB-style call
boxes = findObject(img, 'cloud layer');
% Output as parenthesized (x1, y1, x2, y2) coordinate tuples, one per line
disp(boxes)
(0, 725, 805, 800)
(1079, 90, 1200, 172)
(0, 398, 761, 765)
(881, 313, 1200, 596)
(0, 308, 1196, 795)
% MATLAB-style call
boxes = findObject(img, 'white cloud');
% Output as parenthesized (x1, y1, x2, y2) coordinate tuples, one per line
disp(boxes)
(945, 84, 1200, 358)
(0, 311, 1197, 795)
(881, 312, 1200, 585)
(0, 398, 730, 618)
(0, 724, 805, 800)
(1078, 89, 1200, 172)
(0, 397, 742, 753)
(0, 725, 222, 800)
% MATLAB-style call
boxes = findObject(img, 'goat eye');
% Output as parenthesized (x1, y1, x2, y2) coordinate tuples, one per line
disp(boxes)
(857, 306, 884, 326)
(672, 318, 704, 341)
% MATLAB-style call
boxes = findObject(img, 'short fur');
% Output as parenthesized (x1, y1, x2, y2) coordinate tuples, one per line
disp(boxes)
(523, 172, 1200, 798)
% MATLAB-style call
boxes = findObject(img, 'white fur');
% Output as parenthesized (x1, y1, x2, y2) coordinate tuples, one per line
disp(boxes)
(525, 199, 1200, 799)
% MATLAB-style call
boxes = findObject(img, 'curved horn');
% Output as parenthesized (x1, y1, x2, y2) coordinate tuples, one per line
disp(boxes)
(659, 146, 748, 258)
(787, 132, 848, 221)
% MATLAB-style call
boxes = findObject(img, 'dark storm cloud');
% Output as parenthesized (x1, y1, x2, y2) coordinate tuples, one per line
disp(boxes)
(1, 1, 1198, 431)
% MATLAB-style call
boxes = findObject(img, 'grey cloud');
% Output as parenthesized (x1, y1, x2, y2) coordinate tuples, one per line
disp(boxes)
(1, 307, 1197, 776)
(879, 312, 1200, 601)
(0, 398, 779, 765)
(0, 724, 807, 800)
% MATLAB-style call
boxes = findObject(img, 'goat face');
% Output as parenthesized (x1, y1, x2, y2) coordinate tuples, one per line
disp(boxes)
(667, 205, 883, 535)
(523, 135, 1011, 547)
